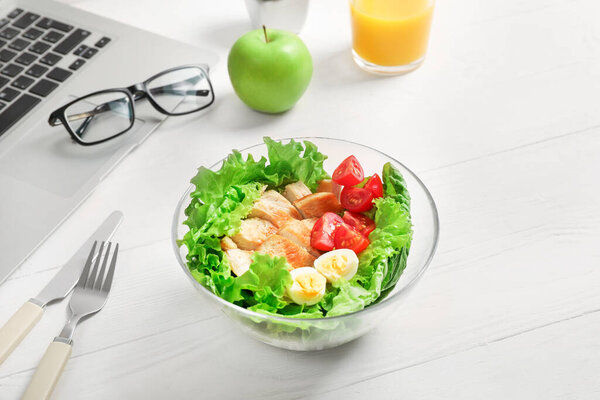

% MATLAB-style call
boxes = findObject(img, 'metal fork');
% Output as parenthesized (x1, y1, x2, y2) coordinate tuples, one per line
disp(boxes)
(22, 241, 119, 400)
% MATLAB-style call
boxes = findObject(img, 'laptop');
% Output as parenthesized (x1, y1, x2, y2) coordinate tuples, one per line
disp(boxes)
(0, 0, 217, 284)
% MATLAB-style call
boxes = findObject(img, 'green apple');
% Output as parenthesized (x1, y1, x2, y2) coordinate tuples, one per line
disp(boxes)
(228, 27, 313, 113)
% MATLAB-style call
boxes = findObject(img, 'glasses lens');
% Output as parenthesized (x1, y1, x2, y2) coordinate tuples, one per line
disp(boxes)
(146, 66, 213, 114)
(64, 91, 134, 144)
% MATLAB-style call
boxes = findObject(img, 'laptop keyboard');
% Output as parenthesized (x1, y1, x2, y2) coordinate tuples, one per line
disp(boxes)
(0, 8, 111, 138)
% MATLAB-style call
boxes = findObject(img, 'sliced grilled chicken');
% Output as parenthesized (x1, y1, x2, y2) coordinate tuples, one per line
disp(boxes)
(293, 192, 344, 219)
(317, 179, 342, 200)
(278, 218, 321, 257)
(317, 179, 333, 193)
(221, 236, 238, 251)
(283, 181, 312, 203)
(225, 249, 253, 276)
(249, 190, 301, 228)
(256, 234, 316, 269)
(231, 218, 278, 250)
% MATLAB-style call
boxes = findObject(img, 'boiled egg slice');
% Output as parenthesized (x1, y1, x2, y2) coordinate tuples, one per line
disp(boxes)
(287, 267, 327, 306)
(314, 249, 359, 283)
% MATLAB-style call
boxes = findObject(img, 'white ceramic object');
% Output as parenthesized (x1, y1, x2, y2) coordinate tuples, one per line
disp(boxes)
(244, 0, 309, 34)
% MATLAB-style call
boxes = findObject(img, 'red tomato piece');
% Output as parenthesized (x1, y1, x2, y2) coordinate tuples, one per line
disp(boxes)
(310, 212, 345, 251)
(332, 155, 364, 186)
(340, 186, 374, 212)
(342, 211, 376, 238)
(334, 224, 370, 254)
(364, 173, 384, 199)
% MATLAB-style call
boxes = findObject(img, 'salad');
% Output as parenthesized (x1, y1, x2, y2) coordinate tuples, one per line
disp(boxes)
(180, 138, 412, 318)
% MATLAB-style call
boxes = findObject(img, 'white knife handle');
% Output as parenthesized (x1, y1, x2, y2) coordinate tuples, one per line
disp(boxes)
(21, 341, 72, 400)
(0, 301, 44, 365)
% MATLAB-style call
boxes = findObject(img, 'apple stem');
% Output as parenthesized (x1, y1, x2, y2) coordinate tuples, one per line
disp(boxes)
(262, 25, 269, 43)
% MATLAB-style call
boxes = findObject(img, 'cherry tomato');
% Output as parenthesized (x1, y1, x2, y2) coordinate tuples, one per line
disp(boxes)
(311, 212, 345, 251)
(340, 186, 374, 212)
(332, 155, 364, 186)
(364, 173, 384, 199)
(342, 211, 376, 238)
(334, 224, 370, 254)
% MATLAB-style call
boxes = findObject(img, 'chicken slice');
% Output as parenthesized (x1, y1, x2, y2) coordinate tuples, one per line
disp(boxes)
(225, 249, 253, 276)
(317, 179, 333, 193)
(317, 179, 342, 200)
(278, 218, 321, 257)
(256, 234, 316, 269)
(249, 190, 301, 228)
(230, 218, 278, 250)
(293, 192, 343, 219)
(221, 237, 238, 251)
(283, 181, 312, 203)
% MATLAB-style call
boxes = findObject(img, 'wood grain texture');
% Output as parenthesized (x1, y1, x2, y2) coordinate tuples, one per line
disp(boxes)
(1, 0, 599, 399)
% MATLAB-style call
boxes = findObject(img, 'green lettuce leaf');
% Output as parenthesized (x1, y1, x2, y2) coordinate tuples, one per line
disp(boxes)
(263, 137, 330, 191)
(382, 162, 411, 213)
(233, 253, 293, 310)
(185, 183, 263, 238)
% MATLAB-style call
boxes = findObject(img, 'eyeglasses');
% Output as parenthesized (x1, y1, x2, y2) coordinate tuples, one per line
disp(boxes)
(48, 64, 214, 146)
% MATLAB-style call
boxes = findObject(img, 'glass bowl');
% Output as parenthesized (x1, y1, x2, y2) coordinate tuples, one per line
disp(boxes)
(171, 137, 439, 351)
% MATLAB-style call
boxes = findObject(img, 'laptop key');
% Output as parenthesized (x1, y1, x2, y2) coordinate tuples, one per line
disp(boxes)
(69, 58, 85, 71)
(40, 52, 61, 66)
(30, 41, 51, 54)
(82, 47, 98, 59)
(54, 29, 90, 55)
(9, 38, 30, 51)
(0, 93, 41, 137)
(15, 52, 36, 66)
(73, 44, 87, 56)
(29, 78, 58, 97)
(47, 67, 72, 82)
(42, 30, 64, 43)
(0, 19, 9, 29)
(0, 76, 8, 88)
(7, 9, 23, 19)
(36, 18, 73, 33)
(1, 63, 23, 77)
(0, 101, 4, 111)
(26, 64, 48, 78)
(95, 37, 111, 48)
(0, 87, 20, 102)
(12, 75, 34, 90)
(0, 39, 6, 48)
(23, 27, 43, 40)
(12, 12, 39, 29)
(0, 27, 20, 40)
(0, 49, 16, 62)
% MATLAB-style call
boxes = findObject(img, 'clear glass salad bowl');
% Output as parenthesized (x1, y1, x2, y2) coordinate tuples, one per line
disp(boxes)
(172, 137, 439, 351)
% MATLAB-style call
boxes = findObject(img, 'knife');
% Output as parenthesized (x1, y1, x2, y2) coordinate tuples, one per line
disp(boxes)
(0, 211, 123, 365)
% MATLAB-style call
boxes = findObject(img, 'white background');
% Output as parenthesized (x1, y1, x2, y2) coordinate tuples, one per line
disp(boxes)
(1, 0, 600, 398)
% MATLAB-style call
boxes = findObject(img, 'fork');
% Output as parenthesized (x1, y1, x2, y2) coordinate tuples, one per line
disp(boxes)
(21, 241, 119, 400)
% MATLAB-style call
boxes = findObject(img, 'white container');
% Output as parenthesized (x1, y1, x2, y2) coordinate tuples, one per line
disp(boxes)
(244, 0, 309, 34)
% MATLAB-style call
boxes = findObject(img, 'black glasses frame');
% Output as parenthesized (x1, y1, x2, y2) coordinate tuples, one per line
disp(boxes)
(48, 64, 215, 146)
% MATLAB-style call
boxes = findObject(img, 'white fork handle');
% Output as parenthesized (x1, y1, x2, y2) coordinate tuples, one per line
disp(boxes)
(0, 301, 44, 365)
(21, 341, 72, 400)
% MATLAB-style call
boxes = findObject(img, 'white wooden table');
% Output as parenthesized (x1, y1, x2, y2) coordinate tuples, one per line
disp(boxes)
(2, 0, 600, 398)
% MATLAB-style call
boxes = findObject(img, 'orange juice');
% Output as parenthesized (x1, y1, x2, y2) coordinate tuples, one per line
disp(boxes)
(350, 0, 434, 69)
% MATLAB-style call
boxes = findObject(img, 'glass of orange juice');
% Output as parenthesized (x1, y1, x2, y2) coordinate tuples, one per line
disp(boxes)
(350, 0, 435, 75)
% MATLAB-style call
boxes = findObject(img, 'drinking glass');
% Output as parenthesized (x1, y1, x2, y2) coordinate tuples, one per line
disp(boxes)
(349, 0, 435, 75)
